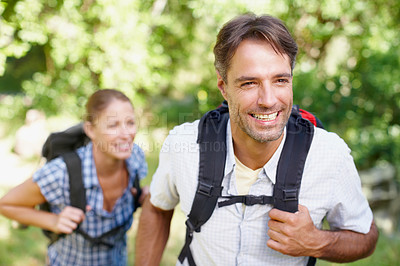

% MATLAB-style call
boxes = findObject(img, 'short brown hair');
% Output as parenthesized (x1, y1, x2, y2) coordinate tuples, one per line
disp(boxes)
(214, 13, 298, 82)
(85, 89, 132, 123)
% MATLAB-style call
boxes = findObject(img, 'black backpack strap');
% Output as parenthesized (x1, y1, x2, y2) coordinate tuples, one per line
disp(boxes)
(218, 195, 274, 207)
(178, 104, 229, 265)
(62, 151, 86, 212)
(273, 107, 314, 213)
(274, 108, 316, 265)
(132, 171, 142, 211)
(40, 151, 86, 245)
(307, 257, 317, 266)
(75, 224, 125, 248)
(63, 151, 130, 248)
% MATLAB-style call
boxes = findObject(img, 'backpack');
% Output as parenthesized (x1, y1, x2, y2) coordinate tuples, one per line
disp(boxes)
(39, 123, 142, 247)
(178, 102, 322, 266)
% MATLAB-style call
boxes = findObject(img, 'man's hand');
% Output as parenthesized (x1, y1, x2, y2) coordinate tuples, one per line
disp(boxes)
(54, 206, 88, 234)
(267, 204, 379, 262)
(267, 204, 323, 257)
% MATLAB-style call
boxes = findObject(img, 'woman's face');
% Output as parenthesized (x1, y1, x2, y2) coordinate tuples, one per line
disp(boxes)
(87, 99, 136, 160)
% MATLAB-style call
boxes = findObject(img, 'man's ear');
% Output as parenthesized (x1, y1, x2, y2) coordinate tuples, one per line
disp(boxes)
(216, 71, 227, 100)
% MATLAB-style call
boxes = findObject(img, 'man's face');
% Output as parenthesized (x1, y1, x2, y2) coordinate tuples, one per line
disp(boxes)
(217, 39, 293, 143)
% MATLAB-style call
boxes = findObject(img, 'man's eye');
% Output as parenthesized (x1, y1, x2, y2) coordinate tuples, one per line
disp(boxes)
(277, 79, 289, 83)
(241, 81, 256, 87)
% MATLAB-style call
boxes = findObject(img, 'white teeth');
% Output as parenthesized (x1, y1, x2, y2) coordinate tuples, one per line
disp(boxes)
(118, 143, 130, 149)
(252, 112, 278, 121)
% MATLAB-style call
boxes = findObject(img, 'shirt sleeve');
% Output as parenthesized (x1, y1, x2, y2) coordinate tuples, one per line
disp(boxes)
(149, 133, 180, 211)
(326, 139, 373, 234)
(32, 157, 68, 207)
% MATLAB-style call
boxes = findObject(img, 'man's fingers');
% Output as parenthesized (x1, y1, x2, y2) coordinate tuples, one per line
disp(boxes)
(268, 226, 282, 240)
(297, 204, 309, 214)
(269, 208, 295, 223)
(266, 238, 285, 253)
(268, 218, 284, 233)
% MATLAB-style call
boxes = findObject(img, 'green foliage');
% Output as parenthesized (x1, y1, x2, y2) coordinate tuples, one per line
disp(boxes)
(0, 0, 399, 175)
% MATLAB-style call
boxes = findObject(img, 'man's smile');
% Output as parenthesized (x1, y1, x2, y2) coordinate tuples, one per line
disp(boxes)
(250, 112, 279, 122)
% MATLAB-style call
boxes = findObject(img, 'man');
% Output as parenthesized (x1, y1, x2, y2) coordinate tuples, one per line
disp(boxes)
(136, 13, 378, 265)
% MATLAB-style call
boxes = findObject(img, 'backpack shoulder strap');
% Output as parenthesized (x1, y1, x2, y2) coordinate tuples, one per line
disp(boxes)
(277, 110, 318, 266)
(178, 103, 229, 265)
(40, 151, 86, 245)
(188, 102, 229, 229)
(273, 107, 314, 213)
(133, 170, 142, 211)
(62, 151, 86, 211)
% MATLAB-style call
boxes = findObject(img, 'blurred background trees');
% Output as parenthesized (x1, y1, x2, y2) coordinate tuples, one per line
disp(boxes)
(0, 0, 399, 176)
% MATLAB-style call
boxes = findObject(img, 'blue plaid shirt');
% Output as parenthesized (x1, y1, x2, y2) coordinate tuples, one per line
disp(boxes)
(33, 142, 147, 266)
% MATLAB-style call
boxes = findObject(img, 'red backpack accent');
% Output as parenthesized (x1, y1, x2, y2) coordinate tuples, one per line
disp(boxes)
(299, 109, 317, 126)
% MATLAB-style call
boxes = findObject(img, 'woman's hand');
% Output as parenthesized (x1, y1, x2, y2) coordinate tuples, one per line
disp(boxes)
(53, 205, 90, 234)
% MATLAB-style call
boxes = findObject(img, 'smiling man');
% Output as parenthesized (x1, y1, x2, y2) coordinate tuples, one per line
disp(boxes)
(218, 39, 294, 170)
(136, 13, 378, 266)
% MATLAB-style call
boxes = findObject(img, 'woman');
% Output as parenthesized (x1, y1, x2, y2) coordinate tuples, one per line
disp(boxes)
(0, 89, 148, 265)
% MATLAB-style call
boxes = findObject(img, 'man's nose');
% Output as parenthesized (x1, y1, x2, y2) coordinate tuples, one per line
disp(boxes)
(257, 82, 277, 107)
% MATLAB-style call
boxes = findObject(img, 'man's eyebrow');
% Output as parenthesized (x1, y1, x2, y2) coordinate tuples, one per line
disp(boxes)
(275, 73, 292, 78)
(234, 76, 257, 84)
(234, 73, 292, 84)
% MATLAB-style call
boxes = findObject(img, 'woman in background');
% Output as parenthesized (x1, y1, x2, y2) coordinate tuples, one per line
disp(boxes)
(0, 89, 148, 265)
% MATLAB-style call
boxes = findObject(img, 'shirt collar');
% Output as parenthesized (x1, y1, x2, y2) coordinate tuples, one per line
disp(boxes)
(225, 119, 287, 184)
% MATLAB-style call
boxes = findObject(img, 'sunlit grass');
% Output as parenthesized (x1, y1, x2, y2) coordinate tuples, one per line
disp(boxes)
(0, 215, 47, 266)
